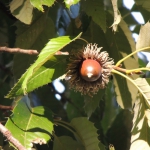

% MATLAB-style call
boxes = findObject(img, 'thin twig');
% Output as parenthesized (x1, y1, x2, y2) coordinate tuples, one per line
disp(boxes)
(54, 51, 69, 55)
(0, 46, 39, 55)
(113, 66, 148, 75)
(0, 123, 26, 150)
(0, 105, 13, 110)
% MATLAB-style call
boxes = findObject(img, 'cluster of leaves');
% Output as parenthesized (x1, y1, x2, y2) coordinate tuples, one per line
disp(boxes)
(0, 0, 150, 150)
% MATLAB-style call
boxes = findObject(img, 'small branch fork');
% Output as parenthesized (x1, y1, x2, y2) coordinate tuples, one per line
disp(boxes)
(112, 66, 147, 75)
(0, 123, 26, 150)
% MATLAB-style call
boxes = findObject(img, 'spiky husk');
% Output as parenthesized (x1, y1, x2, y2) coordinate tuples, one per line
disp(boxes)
(66, 43, 114, 96)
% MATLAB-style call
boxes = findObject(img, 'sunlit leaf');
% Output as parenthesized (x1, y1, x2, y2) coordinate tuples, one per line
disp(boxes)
(136, 21, 150, 51)
(134, 78, 150, 107)
(5, 96, 54, 149)
(64, 0, 80, 9)
(6, 56, 67, 98)
(9, 0, 33, 24)
(130, 95, 150, 150)
(21, 33, 81, 94)
(30, 0, 55, 12)
(71, 117, 100, 150)
(53, 135, 85, 150)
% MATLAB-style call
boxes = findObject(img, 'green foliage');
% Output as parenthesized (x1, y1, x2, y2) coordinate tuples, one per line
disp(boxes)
(130, 94, 150, 150)
(53, 135, 84, 150)
(81, 0, 106, 32)
(5, 96, 54, 149)
(30, 0, 55, 12)
(64, 0, 80, 9)
(9, 0, 33, 24)
(6, 55, 67, 98)
(1, 0, 150, 149)
(70, 117, 100, 150)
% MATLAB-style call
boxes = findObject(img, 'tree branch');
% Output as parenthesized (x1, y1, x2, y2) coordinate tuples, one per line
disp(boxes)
(0, 47, 39, 55)
(0, 105, 13, 110)
(0, 123, 26, 150)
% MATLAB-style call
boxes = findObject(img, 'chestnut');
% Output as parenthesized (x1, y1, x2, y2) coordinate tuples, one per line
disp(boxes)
(80, 59, 102, 82)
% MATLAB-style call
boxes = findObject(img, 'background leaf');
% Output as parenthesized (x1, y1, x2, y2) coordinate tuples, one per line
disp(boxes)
(134, 0, 150, 12)
(84, 89, 105, 118)
(53, 135, 85, 150)
(130, 95, 150, 150)
(136, 21, 150, 51)
(13, 14, 55, 79)
(81, 0, 106, 32)
(9, 0, 33, 24)
(71, 117, 100, 150)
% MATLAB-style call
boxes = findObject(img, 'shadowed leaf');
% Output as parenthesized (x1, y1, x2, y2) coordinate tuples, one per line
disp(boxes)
(53, 135, 85, 150)
(71, 117, 100, 150)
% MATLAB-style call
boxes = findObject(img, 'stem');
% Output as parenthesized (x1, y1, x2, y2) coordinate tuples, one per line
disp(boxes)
(113, 66, 150, 74)
(115, 47, 150, 66)
(126, 68, 150, 74)
(78, 38, 89, 44)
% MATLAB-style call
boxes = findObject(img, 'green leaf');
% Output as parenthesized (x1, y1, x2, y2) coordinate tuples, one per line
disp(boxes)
(71, 117, 100, 150)
(81, 0, 106, 32)
(134, 78, 150, 107)
(101, 81, 118, 134)
(30, 0, 55, 12)
(5, 96, 54, 149)
(134, 0, 150, 12)
(136, 21, 150, 51)
(6, 56, 67, 98)
(66, 90, 85, 121)
(106, 109, 132, 150)
(106, 13, 138, 109)
(84, 89, 105, 118)
(113, 74, 133, 109)
(130, 95, 150, 150)
(53, 135, 85, 150)
(22, 33, 81, 94)
(9, 0, 33, 24)
(13, 15, 55, 79)
(64, 0, 80, 9)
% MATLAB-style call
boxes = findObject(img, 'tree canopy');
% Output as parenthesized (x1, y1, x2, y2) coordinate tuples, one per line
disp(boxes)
(0, 0, 150, 150)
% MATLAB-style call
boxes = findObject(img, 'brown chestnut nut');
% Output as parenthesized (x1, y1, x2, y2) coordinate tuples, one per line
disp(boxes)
(80, 59, 102, 82)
